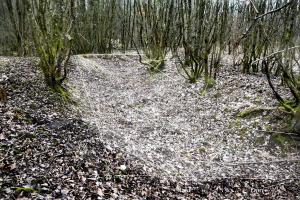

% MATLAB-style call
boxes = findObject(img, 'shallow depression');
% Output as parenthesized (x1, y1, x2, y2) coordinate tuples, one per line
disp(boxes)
(68, 54, 300, 182)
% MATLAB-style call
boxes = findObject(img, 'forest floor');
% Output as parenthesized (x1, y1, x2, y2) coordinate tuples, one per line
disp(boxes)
(0, 55, 300, 199)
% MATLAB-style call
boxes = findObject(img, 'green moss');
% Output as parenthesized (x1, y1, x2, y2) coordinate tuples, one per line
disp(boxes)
(254, 98, 262, 104)
(271, 133, 294, 151)
(0, 60, 8, 67)
(147, 59, 165, 73)
(235, 118, 242, 128)
(148, 70, 158, 80)
(264, 114, 272, 121)
(239, 127, 248, 138)
(50, 85, 76, 105)
(200, 78, 216, 96)
(176, 172, 184, 177)
(244, 96, 251, 100)
(228, 119, 238, 130)
(16, 187, 39, 193)
(265, 124, 273, 131)
(14, 108, 23, 113)
(51, 85, 70, 100)
(136, 104, 144, 109)
(228, 122, 234, 129)
(254, 136, 265, 145)
(278, 100, 296, 114)
(200, 88, 207, 96)
(205, 77, 216, 89)
(224, 107, 230, 113)
(237, 107, 266, 118)
(228, 118, 242, 133)
(198, 147, 206, 153)
(272, 134, 286, 145)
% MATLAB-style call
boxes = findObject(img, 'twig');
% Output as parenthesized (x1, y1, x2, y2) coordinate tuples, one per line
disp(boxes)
(225, 158, 300, 166)
(78, 33, 92, 45)
(249, 0, 259, 14)
(251, 46, 300, 64)
(254, 1, 294, 20)
(258, 130, 298, 136)
(0, 147, 11, 162)
(235, 0, 294, 46)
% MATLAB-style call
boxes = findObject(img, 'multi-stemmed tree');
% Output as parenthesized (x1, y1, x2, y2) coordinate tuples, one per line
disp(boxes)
(0, 0, 300, 121)
(29, 0, 75, 95)
(173, 0, 230, 85)
(133, 0, 175, 72)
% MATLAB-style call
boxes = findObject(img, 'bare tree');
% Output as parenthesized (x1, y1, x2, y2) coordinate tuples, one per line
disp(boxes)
(29, 0, 75, 95)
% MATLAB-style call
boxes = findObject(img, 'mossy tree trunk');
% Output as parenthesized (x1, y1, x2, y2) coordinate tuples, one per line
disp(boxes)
(133, 0, 175, 72)
(29, 0, 75, 94)
(173, 0, 230, 84)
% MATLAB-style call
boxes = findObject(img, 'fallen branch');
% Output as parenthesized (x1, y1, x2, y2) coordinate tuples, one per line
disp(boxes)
(258, 129, 298, 136)
(251, 46, 300, 64)
(225, 158, 300, 166)
(237, 107, 275, 118)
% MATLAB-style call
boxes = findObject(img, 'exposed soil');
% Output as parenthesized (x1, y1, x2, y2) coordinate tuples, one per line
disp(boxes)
(0, 55, 299, 199)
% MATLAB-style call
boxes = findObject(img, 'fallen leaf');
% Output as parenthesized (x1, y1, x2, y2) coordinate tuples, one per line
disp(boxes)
(9, 163, 16, 170)
(118, 165, 126, 171)
(97, 188, 104, 196)
(0, 133, 5, 140)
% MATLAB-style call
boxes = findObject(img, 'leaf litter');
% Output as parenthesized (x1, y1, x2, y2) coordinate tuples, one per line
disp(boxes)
(0, 55, 299, 199)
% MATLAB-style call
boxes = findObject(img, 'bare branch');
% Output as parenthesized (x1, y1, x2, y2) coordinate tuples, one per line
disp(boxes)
(235, 0, 294, 46)
(255, 1, 294, 20)
(252, 46, 300, 64)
